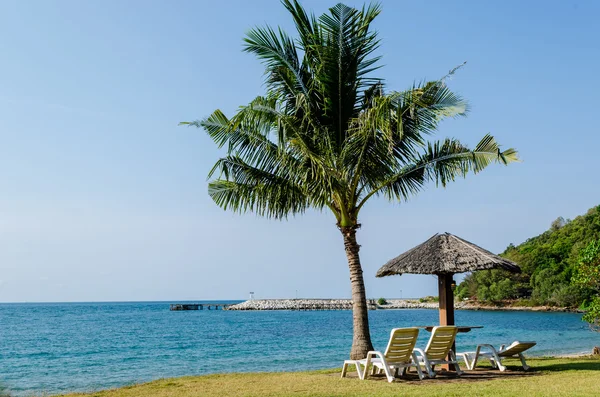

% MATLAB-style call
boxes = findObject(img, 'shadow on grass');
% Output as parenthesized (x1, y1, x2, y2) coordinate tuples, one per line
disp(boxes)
(336, 357, 600, 385)
(489, 356, 600, 373)
(338, 367, 537, 384)
(536, 361, 600, 372)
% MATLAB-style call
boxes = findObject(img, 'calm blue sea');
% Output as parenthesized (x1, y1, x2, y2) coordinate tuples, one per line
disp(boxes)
(1, 301, 599, 396)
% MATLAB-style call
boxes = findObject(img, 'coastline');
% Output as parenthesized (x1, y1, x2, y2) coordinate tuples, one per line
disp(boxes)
(225, 299, 584, 313)
(5, 301, 596, 396)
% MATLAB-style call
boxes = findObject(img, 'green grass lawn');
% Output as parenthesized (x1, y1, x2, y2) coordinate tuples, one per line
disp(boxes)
(57, 356, 600, 397)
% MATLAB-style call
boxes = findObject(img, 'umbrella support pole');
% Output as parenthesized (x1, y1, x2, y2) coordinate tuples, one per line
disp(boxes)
(438, 273, 458, 371)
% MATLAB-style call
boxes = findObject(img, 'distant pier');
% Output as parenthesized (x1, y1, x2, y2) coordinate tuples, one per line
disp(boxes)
(169, 303, 231, 311)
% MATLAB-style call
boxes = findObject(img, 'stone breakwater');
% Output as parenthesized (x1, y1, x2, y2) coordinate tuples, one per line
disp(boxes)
(224, 299, 437, 311)
(226, 299, 364, 310)
(224, 299, 582, 312)
(383, 299, 439, 309)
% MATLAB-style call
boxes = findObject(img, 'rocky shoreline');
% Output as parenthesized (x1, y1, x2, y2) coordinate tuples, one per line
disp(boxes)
(225, 299, 582, 312)
(457, 303, 583, 313)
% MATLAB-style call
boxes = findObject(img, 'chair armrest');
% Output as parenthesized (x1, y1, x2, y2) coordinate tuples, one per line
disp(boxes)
(366, 351, 385, 360)
(413, 348, 426, 359)
(477, 343, 498, 353)
(363, 351, 389, 379)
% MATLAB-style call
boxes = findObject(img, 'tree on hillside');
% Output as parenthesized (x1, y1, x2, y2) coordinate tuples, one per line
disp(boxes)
(457, 205, 600, 308)
(182, 1, 518, 359)
(573, 239, 600, 330)
(551, 216, 567, 231)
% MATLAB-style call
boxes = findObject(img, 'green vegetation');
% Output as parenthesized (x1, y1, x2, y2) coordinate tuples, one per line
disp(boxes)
(419, 295, 439, 303)
(182, 0, 517, 359)
(456, 205, 600, 309)
(58, 357, 600, 397)
(573, 239, 600, 329)
(377, 297, 388, 305)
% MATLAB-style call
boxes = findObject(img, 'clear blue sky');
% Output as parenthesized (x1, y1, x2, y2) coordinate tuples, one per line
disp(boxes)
(1, 0, 598, 302)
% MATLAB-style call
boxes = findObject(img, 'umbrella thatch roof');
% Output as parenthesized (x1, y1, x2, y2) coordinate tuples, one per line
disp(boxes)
(376, 232, 520, 277)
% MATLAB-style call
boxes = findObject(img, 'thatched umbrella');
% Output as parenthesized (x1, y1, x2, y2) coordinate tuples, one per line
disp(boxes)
(376, 232, 520, 327)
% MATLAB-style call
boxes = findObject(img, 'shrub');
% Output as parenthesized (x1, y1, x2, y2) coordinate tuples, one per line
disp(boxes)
(377, 297, 387, 305)
(551, 285, 586, 307)
(511, 299, 537, 307)
(583, 296, 600, 331)
(573, 239, 600, 330)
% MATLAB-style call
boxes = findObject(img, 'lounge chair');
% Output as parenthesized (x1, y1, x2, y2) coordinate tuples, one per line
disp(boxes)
(341, 327, 425, 382)
(413, 325, 463, 378)
(458, 341, 536, 371)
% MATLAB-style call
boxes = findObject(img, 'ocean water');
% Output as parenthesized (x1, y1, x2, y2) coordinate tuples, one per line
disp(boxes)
(1, 301, 599, 396)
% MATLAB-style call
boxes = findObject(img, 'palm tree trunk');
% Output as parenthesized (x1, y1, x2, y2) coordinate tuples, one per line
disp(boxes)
(341, 225, 374, 359)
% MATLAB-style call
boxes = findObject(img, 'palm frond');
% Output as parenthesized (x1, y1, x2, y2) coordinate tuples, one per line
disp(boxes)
(244, 25, 309, 102)
(209, 179, 309, 219)
(313, 2, 382, 145)
(357, 134, 519, 210)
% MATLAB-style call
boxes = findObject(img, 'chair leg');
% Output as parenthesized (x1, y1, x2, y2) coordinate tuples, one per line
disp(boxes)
(381, 365, 395, 383)
(519, 353, 530, 371)
(466, 354, 475, 370)
(424, 359, 435, 378)
(472, 345, 483, 370)
(341, 362, 348, 378)
(450, 351, 464, 375)
(491, 351, 506, 372)
(412, 353, 425, 380)
(355, 361, 365, 380)
(459, 353, 471, 370)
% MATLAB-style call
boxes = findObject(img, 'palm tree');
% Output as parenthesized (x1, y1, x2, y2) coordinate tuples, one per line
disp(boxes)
(182, 1, 518, 359)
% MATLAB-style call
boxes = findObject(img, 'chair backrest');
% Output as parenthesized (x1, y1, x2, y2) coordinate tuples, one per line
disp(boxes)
(424, 326, 458, 360)
(499, 341, 536, 357)
(383, 327, 420, 363)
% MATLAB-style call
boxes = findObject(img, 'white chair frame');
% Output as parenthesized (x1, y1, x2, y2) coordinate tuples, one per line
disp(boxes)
(459, 341, 536, 371)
